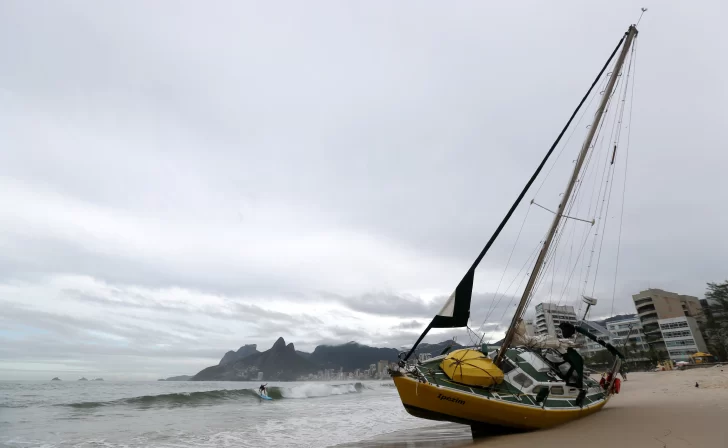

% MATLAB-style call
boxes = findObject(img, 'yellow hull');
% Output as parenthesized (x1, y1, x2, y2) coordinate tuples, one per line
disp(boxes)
(393, 375, 609, 431)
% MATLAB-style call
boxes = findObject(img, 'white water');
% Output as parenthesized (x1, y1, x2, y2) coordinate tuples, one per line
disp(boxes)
(1, 380, 445, 448)
(280, 383, 359, 398)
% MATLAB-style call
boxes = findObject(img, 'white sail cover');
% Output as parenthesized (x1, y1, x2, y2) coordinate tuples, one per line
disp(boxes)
(512, 320, 575, 350)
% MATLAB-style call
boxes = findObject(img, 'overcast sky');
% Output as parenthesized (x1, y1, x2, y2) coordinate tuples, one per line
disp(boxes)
(1, 1, 726, 380)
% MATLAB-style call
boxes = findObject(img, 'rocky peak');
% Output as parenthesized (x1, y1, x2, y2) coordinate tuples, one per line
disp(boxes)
(272, 337, 286, 350)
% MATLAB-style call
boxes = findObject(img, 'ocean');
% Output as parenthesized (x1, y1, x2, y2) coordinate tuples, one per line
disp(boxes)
(0, 380, 473, 448)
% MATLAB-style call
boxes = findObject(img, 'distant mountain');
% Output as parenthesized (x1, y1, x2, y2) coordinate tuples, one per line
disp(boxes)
(193, 337, 317, 381)
(309, 339, 462, 371)
(418, 340, 463, 356)
(92, 378, 104, 381)
(309, 342, 398, 371)
(51, 377, 61, 381)
(157, 375, 193, 381)
(219, 344, 259, 365)
(193, 337, 463, 381)
(78, 377, 88, 381)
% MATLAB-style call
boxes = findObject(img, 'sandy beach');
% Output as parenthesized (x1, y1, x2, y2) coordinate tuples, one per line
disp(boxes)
(468, 367, 728, 448)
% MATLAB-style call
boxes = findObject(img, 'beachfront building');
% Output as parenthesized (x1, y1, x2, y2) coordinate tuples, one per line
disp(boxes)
(632, 288, 706, 359)
(606, 315, 649, 352)
(659, 316, 708, 362)
(576, 320, 612, 357)
(534, 303, 578, 338)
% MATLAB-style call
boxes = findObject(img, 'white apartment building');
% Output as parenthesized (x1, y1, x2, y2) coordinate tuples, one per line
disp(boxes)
(534, 303, 577, 338)
(577, 321, 612, 356)
(606, 316, 649, 352)
(658, 316, 708, 362)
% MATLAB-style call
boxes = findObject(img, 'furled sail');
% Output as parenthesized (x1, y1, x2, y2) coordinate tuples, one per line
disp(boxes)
(431, 271, 474, 328)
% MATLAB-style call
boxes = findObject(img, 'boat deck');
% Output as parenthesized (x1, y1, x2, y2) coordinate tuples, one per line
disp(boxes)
(413, 348, 605, 409)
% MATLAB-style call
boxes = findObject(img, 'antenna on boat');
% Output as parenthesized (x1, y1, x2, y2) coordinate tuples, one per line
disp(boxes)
(494, 24, 639, 367)
(637, 8, 648, 26)
(581, 296, 598, 320)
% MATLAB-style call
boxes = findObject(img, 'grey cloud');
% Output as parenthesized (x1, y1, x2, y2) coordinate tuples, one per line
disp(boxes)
(64, 286, 322, 326)
(1, 1, 726, 379)
(322, 291, 442, 318)
(395, 320, 425, 330)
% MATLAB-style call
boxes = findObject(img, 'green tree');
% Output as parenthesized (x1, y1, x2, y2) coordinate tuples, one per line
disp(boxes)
(700, 281, 728, 361)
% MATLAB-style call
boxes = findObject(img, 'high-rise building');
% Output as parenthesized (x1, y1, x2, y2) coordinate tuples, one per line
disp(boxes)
(632, 288, 706, 360)
(257, 372, 264, 381)
(606, 315, 649, 352)
(377, 360, 389, 376)
(576, 320, 612, 356)
(658, 316, 708, 362)
(534, 303, 577, 338)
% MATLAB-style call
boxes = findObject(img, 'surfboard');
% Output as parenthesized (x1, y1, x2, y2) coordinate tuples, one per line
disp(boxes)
(257, 392, 272, 400)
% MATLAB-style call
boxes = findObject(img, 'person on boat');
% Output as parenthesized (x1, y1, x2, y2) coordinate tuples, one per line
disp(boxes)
(258, 384, 268, 396)
(619, 366, 628, 381)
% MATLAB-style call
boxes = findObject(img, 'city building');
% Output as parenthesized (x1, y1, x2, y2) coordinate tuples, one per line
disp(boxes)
(606, 315, 649, 352)
(257, 372, 264, 381)
(534, 303, 578, 338)
(524, 319, 536, 336)
(659, 316, 708, 362)
(632, 288, 706, 360)
(576, 320, 611, 357)
(377, 360, 389, 377)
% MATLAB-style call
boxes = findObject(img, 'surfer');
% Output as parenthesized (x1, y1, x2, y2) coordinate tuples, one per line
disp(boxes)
(258, 384, 268, 397)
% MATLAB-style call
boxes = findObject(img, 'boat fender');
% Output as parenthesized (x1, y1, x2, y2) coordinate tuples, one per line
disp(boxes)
(613, 378, 621, 394)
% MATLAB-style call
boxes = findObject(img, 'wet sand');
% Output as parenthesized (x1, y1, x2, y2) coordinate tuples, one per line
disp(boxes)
(344, 367, 727, 448)
(470, 367, 728, 448)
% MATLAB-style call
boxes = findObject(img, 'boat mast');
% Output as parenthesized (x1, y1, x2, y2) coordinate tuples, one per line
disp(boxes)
(494, 25, 638, 366)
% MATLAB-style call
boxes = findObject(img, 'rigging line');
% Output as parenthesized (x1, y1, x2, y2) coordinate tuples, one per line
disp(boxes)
(558, 132, 606, 316)
(525, 170, 589, 313)
(517, 219, 571, 322)
(549, 233, 557, 304)
(477, 35, 630, 345)
(585, 79, 622, 222)
(479, 206, 533, 331)
(402, 31, 628, 362)
(481, 237, 544, 332)
(589, 65, 632, 298)
(555, 206, 579, 307)
(527, 72, 616, 314)
(590, 163, 618, 298)
(571, 127, 609, 310)
(528, 138, 594, 310)
(488, 235, 551, 341)
(553, 169, 591, 309)
(611, 39, 639, 317)
(533, 72, 611, 198)
(578, 76, 624, 298)
(556, 213, 596, 304)
(590, 48, 634, 299)
(528, 216, 579, 314)
(583, 66, 624, 223)
(457, 31, 629, 279)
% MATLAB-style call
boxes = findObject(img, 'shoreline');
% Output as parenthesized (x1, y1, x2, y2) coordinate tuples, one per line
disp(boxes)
(469, 367, 727, 447)
(343, 367, 727, 447)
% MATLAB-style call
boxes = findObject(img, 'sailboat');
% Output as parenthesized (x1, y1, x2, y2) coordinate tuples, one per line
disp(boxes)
(392, 23, 641, 434)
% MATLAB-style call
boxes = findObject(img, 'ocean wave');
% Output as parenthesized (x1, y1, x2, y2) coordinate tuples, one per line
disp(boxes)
(56, 382, 364, 409)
